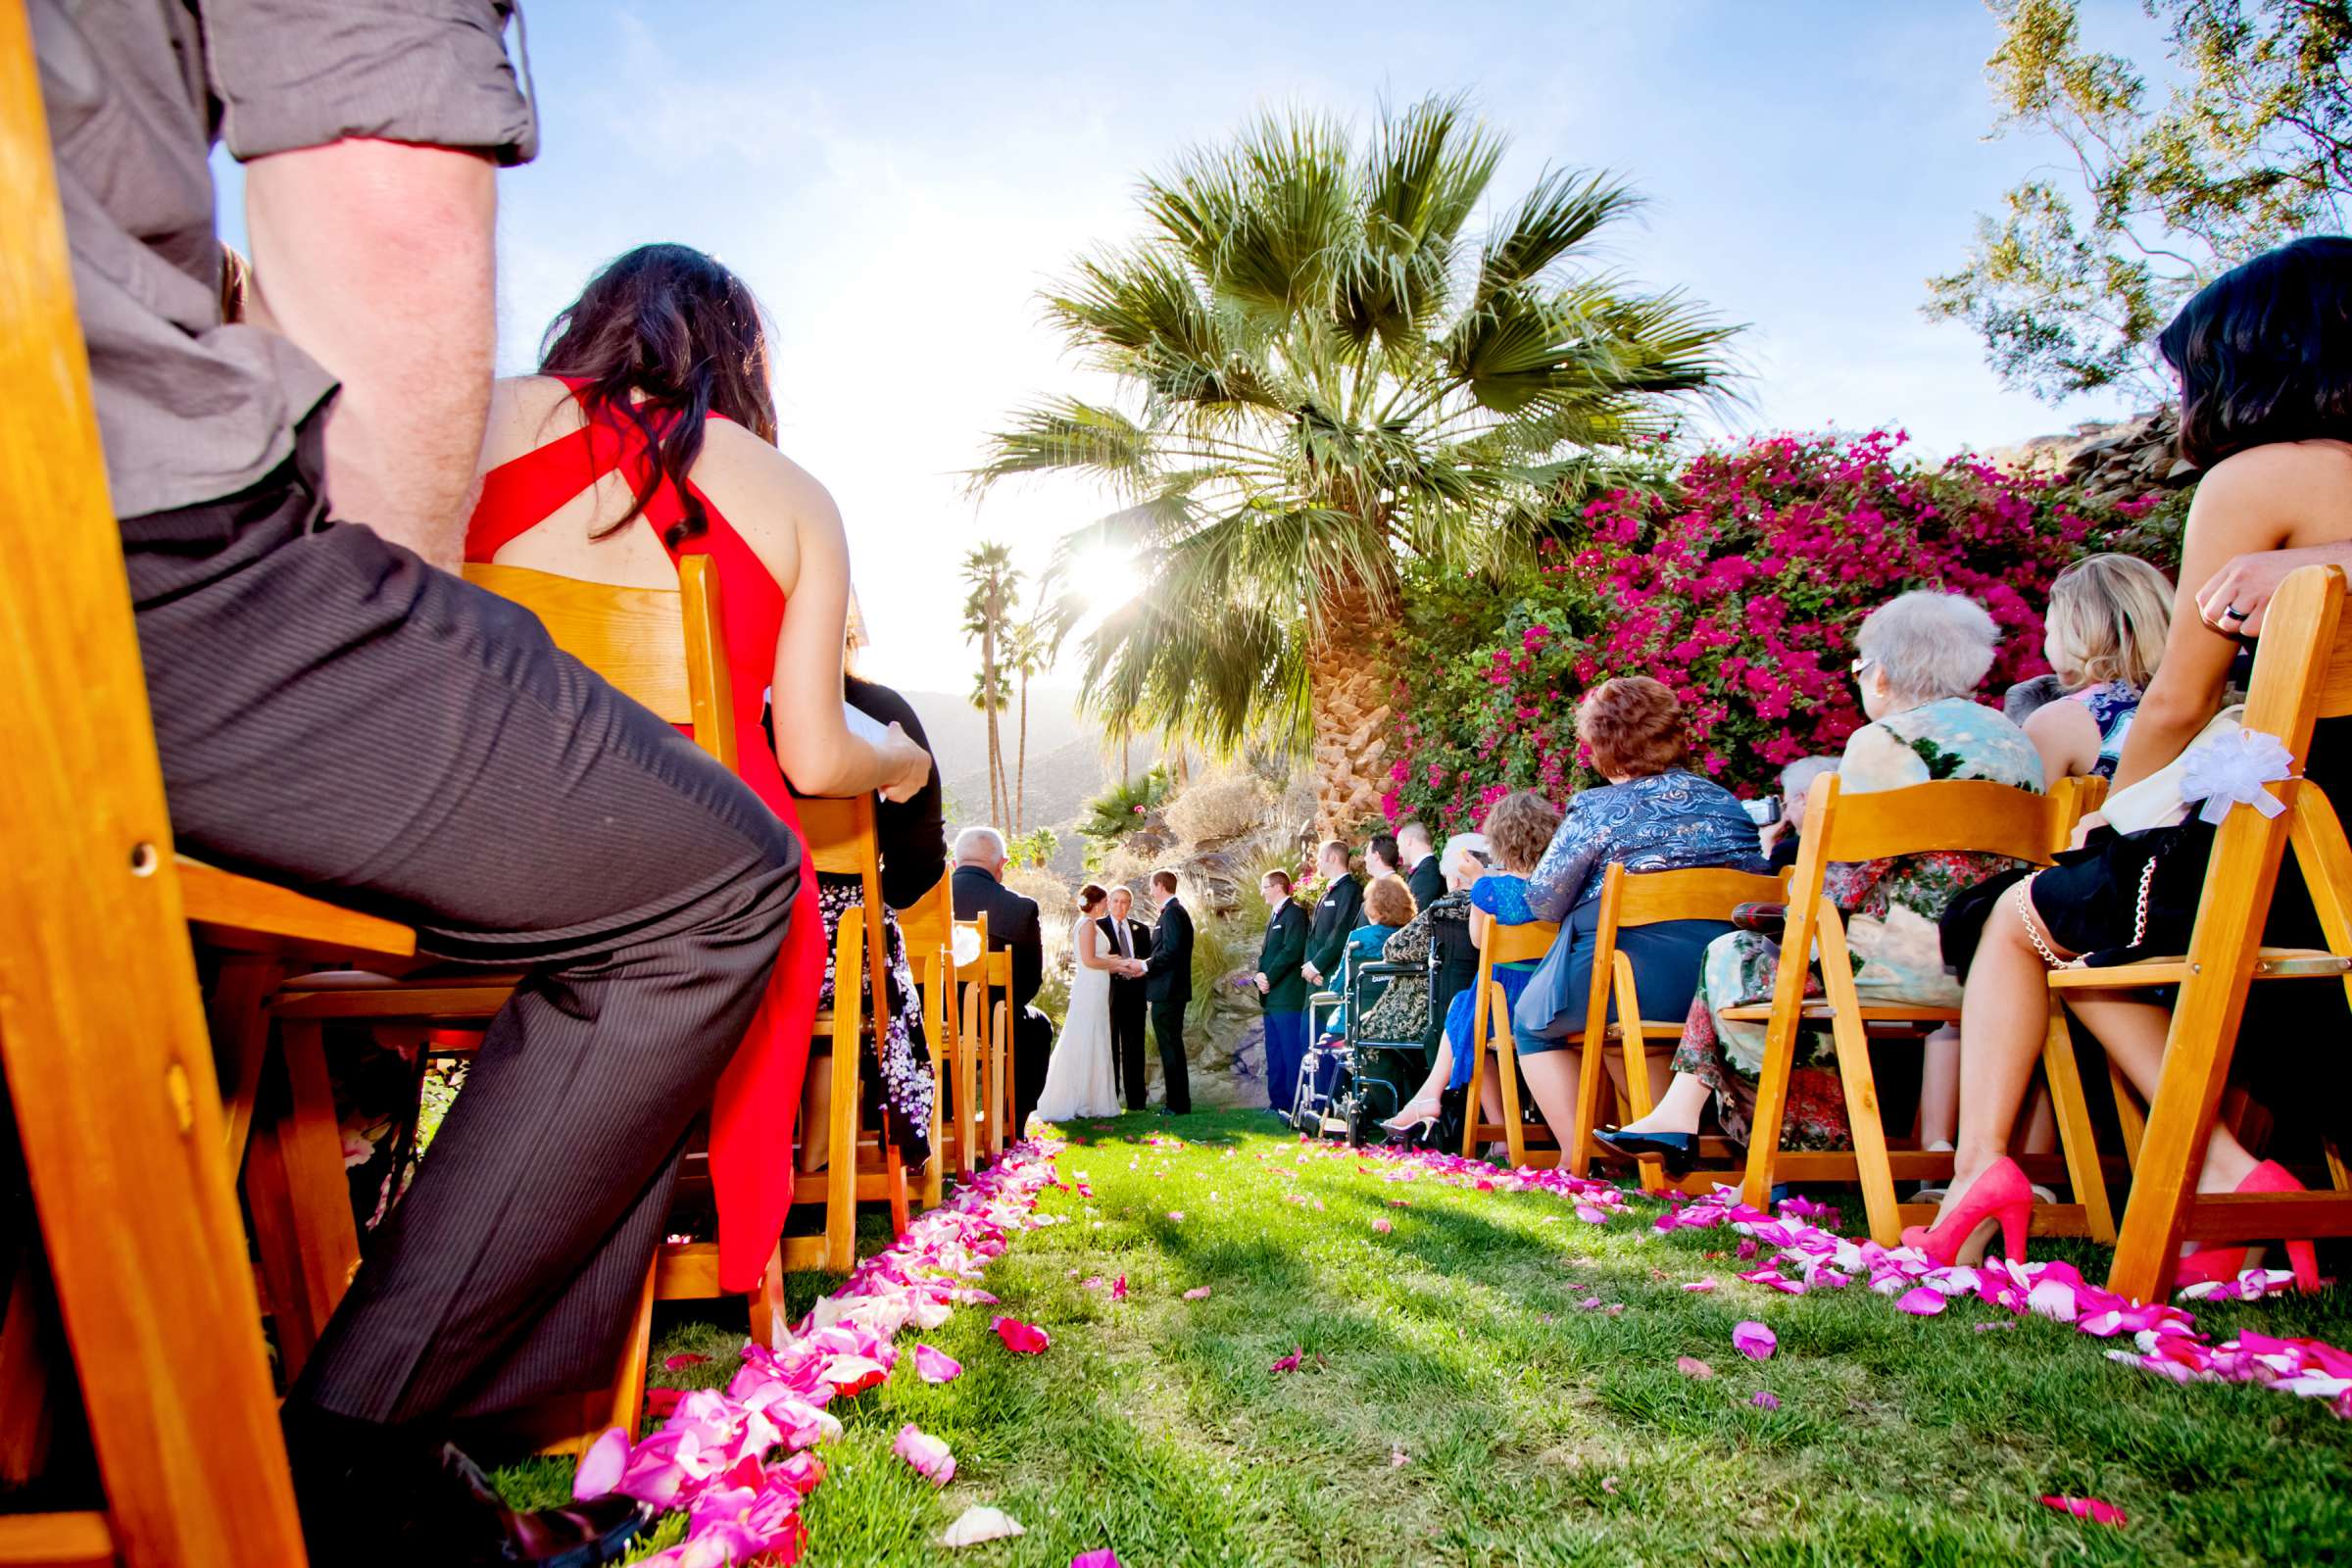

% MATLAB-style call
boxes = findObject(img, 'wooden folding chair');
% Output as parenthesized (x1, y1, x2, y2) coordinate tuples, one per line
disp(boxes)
(2070, 565, 2352, 1302)
(956, 918, 1013, 1156)
(1460, 921, 1565, 1166)
(1555, 864, 1796, 1186)
(0, 12, 323, 1551)
(789, 793, 908, 1255)
(1721, 772, 2115, 1247)
(899, 879, 977, 1187)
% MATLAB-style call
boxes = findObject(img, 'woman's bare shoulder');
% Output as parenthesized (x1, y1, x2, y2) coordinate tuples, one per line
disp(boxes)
(481, 375, 583, 463)
(692, 420, 841, 532)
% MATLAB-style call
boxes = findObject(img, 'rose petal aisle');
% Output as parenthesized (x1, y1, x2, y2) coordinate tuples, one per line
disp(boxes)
(568, 1135, 1062, 1565)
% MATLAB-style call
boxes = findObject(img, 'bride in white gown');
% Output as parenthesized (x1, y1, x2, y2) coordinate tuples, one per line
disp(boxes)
(1032, 883, 1140, 1125)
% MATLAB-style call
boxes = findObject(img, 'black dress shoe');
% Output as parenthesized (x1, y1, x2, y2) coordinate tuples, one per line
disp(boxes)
(283, 1405, 652, 1567)
(1592, 1127, 1699, 1177)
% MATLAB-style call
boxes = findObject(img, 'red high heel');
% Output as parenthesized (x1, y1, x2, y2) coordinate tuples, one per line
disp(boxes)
(1901, 1156, 2033, 1267)
(2174, 1159, 2321, 1292)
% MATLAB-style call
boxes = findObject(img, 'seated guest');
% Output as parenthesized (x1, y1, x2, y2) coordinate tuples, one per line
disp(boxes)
(1597, 593, 2042, 1174)
(1495, 680, 1768, 1146)
(1382, 791, 1561, 1133)
(1759, 755, 1838, 868)
(36, 5, 881, 1555)
(2021, 552, 2173, 785)
(1355, 834, 1489, 1049)
(1317, 873, 1416, 1044)
(470, 247, 934, 1212)
(1924, 239, 2352, 1271)
(951, 827, 1054, 1130)
(795, 604, 947, 1173)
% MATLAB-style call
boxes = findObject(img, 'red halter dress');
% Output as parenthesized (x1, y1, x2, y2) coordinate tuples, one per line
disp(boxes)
(465, 383, 822, 1294)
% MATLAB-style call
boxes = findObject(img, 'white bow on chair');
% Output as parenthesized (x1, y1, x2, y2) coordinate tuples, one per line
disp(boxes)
(2179, 727, 2296, 825)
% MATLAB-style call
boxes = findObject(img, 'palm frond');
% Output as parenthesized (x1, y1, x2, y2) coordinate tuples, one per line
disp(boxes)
(968, 398, 1157, 495)
(1472, 168, 1643, 302)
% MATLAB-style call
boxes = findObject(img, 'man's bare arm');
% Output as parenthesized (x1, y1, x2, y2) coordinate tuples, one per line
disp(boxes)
(244, 138, 498, 568)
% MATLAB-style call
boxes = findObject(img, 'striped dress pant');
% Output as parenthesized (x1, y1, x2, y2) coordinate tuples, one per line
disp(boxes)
(120, 423, 800, 1426)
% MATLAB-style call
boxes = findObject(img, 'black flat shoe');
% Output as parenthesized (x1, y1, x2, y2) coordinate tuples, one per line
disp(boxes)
(1592, 1127, 1698, 1177)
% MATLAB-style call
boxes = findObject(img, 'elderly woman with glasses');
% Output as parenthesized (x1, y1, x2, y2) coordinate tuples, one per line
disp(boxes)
(1596, 591, 2044, 1170)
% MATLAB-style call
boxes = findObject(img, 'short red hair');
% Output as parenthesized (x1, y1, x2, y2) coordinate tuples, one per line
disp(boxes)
(1576, 676, 1689, 778)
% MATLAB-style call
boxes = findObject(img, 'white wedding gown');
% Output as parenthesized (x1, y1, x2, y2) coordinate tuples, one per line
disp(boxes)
(1033, 916, 1121, 1123)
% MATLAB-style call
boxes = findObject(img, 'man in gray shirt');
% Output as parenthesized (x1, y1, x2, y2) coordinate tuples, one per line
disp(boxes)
(34, 5, 809, 1563)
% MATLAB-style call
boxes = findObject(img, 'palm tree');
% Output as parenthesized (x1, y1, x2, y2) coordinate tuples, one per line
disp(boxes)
(1005, 613, 1054, 836)
(975, 94, 1737, 828)
(960, 543, 1020, 829)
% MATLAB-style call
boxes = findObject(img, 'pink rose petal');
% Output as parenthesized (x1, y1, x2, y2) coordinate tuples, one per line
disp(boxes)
(1183, 1286, 1212, 1300)
(992, 1315, 1051, 1354)
(1676, 1355, 1715, 1379)
(1071, 1551, 1123, 1568)
(1111, 1274, 1128, 1301)
(1681, 1278, 1716, 1293)
(894, 1423, 956, 1487)
(570, 1426, 629, 1501)
(1732, 1321, 1777, 1361)
(1896, 1286, 1947, 1317)
(1270, 1348, 1303, 1374)
(1372, 1217, 1393, 1234)
(913, 1344, 963, 1384)
(661, 1352, 711, 1370)
(1750, 1390, 1781, 1409)
(2040, 1495, 2127, 1527)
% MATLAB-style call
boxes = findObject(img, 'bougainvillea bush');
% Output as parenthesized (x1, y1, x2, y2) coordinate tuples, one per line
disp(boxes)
(1385, 429, 2165, 829)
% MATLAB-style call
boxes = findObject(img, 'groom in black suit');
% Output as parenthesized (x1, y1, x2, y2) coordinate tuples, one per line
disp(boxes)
(1101, 887, 1152, 1108)
(1143, 869, 1194, 1113)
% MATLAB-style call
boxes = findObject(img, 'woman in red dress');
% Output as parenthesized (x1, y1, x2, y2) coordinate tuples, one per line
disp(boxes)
(465, 244, 930, 1293)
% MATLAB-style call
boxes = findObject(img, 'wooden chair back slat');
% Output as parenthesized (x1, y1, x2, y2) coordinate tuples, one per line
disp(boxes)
(1808, 775, 2069, 865)
(1609, 865, 1790, 927)
(460, 559, 736, 772)
(0, 3, 307, 1555)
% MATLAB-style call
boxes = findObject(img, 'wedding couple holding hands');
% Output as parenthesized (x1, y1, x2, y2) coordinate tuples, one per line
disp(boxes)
(1033, 874, 1194, 1122)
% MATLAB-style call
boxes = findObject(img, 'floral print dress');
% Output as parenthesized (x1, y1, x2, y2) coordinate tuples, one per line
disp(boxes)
(815, 877, 935, 1164)
(1672, 698, 2043, 1149)
(1355, 892, 1472, 1045)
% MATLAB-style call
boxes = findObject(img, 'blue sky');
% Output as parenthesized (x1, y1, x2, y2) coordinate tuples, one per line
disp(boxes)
(227, 1, 2175, 692)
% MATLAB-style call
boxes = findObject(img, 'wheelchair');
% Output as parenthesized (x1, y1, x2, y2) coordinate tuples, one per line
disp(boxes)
(1286, 951, 1436, 1147)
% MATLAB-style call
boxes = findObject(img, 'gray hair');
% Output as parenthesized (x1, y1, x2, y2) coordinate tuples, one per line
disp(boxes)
(1440, 832, 1491, 884)
(1779, 755, 1839, 803)
(1855, 591, 1999, 705)
(953, 826, 1006, 863)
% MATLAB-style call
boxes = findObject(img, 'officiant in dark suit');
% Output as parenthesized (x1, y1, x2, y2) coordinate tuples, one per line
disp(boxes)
(1101, 887, 1153, 1108)
(1143, 869, 1193, 1113)
(951, 826, 1052, 1131)
(1253, 868, 1310, 1114)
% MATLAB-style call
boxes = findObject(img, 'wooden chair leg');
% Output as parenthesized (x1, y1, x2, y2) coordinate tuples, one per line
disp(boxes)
(824, 996, 860, 1277)
(991, 1000, 1009, 1154)
(0, 1254, 60, 1486)
(2041, 1006, 2116, 1244)
(605, 1262, 658, 1442)
(884, 1142, 909, 1237)
(1460, 1000, 1491, 1160)
(206, 956, 283, 1170)
(749, 1245, 786, 1349)
(1811, 916, 1901, 1246)
(1611, 955, 1666, 1193)
(1739, 902, 1821, 1212)
(1568, 1015, 1606, 1177)
(2108, 1058, 2145, 1170)
(244, 1018, 361, 1380)
(1493, 988, 1529, 1169)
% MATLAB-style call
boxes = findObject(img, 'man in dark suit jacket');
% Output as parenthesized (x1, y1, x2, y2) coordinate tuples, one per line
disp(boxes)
(1399, 819, 1446, 911)
(950, 827, 1052, 1132)
(1142, 868, 1194, 1113)
(1100, 886, 1153, 1109)
(1298, 839, 1364, 997)
(1252, 869, 1310, 1115)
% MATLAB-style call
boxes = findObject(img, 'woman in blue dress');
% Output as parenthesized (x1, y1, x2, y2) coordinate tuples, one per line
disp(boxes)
(1380, 790, 1561, 1134)
(1505, 678, 1770, 1147)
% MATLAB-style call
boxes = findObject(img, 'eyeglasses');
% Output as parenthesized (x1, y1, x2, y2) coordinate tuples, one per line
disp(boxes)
(1850, 657, 1877, 679)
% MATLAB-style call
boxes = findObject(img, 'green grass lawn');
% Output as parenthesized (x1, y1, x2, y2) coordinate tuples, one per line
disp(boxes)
(564, 1108, 2352, 1566)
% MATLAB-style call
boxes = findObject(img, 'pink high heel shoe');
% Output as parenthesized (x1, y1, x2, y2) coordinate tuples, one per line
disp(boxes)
(2174, 1159, 2322, 1293)
(1900, 1156, 2033, 1267)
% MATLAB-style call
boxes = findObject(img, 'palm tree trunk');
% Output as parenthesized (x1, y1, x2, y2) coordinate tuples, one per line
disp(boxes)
(982, 621, 1004, 827)
(1306, 580, 1396, 834)
(1015, 673, 1030, 837)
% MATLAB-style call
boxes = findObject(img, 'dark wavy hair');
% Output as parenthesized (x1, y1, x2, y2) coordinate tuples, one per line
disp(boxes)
(538, 243, 777, 547)
(2159, 236, 2352, 470)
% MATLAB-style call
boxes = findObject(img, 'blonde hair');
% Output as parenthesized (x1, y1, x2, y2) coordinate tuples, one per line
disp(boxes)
(2045, 554, 2173, 691)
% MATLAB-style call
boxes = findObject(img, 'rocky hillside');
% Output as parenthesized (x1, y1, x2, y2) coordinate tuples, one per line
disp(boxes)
(900, 688, 1155, 875)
